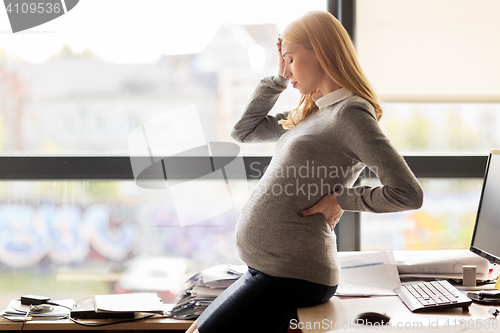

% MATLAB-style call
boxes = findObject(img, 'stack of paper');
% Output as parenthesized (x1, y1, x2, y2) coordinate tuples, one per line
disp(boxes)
(394, 250, 498, 280)
(169, 264, 246, 319)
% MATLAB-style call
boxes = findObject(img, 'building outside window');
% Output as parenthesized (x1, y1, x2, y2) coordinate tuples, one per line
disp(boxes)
(0, 0, 326, 306)
(0, 0, 498, 307)
(356, 0, 500, 250)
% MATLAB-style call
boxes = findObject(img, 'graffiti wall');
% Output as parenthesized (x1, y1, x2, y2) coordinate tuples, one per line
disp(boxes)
(0, 181, 242, 270)
(0, 203, 139, 267)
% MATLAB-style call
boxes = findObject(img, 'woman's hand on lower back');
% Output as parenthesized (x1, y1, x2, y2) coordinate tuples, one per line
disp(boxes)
(298, 193, 344, 231)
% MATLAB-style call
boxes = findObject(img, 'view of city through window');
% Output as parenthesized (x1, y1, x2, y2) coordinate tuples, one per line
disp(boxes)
(356, 0, 500, 251)
(357, 0, 500, 155)
(0, 0, 498, 305)
(0, 0, 322, 156)
(0, 0, 325, 305)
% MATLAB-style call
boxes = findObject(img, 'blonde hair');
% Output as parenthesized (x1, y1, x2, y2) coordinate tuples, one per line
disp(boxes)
(279, 10, 382, 129)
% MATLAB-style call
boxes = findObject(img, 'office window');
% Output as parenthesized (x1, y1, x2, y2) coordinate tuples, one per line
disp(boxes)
(355, 0, 499, 250)
(0, 0, 328, 156)
(360, 179, 482, 251)
(356, 0, 500, 154)
(0, 179, 251, 307)
(0, 0, 327, 308)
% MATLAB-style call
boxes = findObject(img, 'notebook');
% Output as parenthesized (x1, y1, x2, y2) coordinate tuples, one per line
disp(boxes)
(71, 292, 164, 319)
(71, 297, 134, 319)
(93, 292, 164, 314)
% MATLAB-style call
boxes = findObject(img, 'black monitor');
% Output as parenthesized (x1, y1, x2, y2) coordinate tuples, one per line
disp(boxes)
(468, 149, 500, 305)
(470, 149, 500, 265)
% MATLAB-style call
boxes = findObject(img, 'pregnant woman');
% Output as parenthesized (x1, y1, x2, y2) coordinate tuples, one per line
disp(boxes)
(186, 10, 423, 333)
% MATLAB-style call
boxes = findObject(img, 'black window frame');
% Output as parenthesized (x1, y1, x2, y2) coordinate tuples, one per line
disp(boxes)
(0, 155, 488, 251)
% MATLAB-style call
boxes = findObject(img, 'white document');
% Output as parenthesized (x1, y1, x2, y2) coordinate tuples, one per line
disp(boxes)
(190, 286, 225, 297)
(394, 250, 492, 278)
(336, 251, 401, 296)
(200, 264, 246, 283)
(93, 292, 164, 314)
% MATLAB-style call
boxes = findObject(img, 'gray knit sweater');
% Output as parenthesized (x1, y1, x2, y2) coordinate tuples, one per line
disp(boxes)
(231, 75, 423, 286)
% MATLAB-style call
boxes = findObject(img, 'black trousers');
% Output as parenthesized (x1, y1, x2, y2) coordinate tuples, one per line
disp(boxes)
(197, 267, 338, 333)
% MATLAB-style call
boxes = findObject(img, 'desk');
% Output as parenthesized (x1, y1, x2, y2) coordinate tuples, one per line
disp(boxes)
(0, 315, 193, 332)
(297, 295, 498, 332)
(2, 298, 496, 333)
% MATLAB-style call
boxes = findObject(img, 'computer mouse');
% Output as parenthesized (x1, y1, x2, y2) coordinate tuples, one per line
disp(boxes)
(354, 311, 391, 325)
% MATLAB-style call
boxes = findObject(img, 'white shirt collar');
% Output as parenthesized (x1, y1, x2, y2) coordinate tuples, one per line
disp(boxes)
(313, 88, 354, 110)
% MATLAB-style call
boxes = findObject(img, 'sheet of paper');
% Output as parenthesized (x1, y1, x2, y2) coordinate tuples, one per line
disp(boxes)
(191, 286, 225, 297)
(93, 292, 164, 314)
(393, 250, 492, 277)
(200, 264, 246, 283)
(336, 251, 401, 296)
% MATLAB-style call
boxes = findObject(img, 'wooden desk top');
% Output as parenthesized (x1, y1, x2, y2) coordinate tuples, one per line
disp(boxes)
(0, 315, 193, 331)
(297, 296, 498, 333)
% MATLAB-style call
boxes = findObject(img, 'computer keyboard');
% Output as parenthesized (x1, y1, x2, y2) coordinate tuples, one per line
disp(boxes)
(394, 280, 472, 312)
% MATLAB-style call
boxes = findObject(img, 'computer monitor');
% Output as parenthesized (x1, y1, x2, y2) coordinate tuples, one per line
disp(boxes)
(470, 149, 500, 266)
(468, 149, 500, 304)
